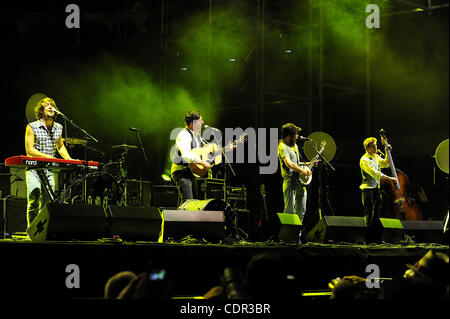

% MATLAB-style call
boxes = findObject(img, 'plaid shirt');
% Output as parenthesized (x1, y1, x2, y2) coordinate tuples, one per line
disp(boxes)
(29, 119, 63, 157)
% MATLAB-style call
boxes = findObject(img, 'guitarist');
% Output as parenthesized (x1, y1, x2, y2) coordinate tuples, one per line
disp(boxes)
(359, 137, 397, 243)
(171, 110, 211, 203)
(277, 123, 312, 224)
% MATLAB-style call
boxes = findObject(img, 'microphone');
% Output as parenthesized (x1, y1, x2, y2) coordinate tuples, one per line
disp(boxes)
(298, 136, 312, 141)
(51, 107, 64, 116)
(129, 127, 141, 132)
(204, 125, 220, 131)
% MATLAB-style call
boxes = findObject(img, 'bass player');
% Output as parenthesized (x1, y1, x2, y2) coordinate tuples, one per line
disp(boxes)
(359, 137, 397, 243)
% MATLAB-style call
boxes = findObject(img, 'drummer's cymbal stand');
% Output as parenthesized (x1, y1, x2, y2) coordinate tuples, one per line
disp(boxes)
(118, 149, 129, 206)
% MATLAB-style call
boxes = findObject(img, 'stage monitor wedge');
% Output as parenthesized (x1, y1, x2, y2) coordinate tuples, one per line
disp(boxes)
(277, 213, 302, 243)
(378, 218, 404, 243)
(303, 216, 367, 244)
(27, 203, 109, 241)
(159, 209, 225, 243)
(401, 220, 445, 243)
(107, 205, 162, 242)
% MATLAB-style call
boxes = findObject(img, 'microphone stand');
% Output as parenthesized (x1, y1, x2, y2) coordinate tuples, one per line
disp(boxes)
(221, 142, 236, 205)
(304, 140, 335, 222)
(58, 112, 99, 203)
(201, 129, 236, 204)
(132, 129, 148, 206)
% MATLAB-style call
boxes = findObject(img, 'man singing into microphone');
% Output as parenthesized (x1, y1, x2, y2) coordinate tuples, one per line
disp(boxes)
(278, 123, 312, 229)
(359, 137, 397, 243)
(25, 97, 72, 227)
(171, 110, 211, 204)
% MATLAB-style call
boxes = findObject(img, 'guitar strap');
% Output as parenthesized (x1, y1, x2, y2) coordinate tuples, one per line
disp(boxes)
(294, 145, 301, 165)
(185, 128, 202, 148)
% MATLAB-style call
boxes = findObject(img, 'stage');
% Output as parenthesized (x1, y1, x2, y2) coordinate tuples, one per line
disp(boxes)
(0, 0, 448, 305)
(0, 235, 447, 299)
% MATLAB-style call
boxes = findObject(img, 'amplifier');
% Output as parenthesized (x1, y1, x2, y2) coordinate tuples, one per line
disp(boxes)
(151, 185, 179, 207)
(227, 185, 247, 210)
(196, 178, 226, 200)
(124, 179, 151, 207)
(1, 197, 27, 235)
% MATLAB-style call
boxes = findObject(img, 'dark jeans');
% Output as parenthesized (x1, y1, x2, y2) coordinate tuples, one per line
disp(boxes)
(171, 168, 197, 205)
(362, 188, 383, 243)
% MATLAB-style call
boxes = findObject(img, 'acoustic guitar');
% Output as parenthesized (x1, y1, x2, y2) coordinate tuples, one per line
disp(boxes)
(189, 134, 247, 178)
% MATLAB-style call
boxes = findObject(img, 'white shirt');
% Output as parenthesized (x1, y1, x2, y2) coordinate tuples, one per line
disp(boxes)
(359, 152, 390, 189)
(171, 128, 204, 174)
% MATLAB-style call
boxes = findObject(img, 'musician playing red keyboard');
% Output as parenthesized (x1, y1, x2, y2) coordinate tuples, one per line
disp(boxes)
(24, 97, 72, 227)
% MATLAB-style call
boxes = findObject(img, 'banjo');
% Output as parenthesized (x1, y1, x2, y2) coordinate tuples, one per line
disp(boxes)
(293, 141, 326, 185)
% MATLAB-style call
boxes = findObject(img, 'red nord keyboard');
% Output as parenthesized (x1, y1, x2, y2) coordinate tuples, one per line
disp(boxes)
(5, 156, 99, 171)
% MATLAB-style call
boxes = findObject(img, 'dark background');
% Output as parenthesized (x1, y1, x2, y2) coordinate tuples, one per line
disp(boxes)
(0, 0, 448, 239)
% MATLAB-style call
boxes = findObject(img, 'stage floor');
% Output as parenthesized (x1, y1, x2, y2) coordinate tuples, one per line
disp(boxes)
(0, 235, 447, 299)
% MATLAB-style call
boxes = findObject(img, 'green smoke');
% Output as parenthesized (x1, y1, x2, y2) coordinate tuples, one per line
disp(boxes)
(265, 0, 447, 135)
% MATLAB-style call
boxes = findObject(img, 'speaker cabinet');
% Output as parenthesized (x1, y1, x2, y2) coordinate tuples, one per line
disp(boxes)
(124, 179, 151, 207)
(378, 218, 404, 243)
(151, 185, 179, 207)
(196, 178, 226, 200)
(1, 197, 27, 235)
(277, 213, 302, 243)
(304, 216, 367, 243)
(107, 205, 162, 241)
(401, 220, 445, 243)
(27, 203, 109, 241)
(159, 209, 225, 242)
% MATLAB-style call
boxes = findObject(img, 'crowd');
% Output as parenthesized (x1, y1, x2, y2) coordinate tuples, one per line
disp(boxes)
(103, 249, 449, 300)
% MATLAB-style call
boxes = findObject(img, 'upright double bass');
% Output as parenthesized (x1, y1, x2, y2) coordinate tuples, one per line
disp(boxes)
(379, 129, 423, 220)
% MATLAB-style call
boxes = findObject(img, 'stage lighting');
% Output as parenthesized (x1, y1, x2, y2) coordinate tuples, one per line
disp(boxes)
(161, 174, 172, 182)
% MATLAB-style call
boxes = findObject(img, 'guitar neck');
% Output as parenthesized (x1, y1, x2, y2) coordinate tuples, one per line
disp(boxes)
(307, 146, 325, 169)
(308, 155, 319, 169)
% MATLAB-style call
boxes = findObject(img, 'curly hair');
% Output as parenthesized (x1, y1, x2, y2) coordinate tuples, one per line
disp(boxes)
(35, 97, 58, 120)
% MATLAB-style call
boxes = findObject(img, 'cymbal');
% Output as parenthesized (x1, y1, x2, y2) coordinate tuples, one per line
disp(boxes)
(64, 137, 87, 145)
(25, 93, 47, 123)
(111, 144, 138, 150)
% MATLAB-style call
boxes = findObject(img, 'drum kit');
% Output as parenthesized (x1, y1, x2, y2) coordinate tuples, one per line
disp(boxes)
(25, 93, 144, 206)
(66, 142, 141, 206)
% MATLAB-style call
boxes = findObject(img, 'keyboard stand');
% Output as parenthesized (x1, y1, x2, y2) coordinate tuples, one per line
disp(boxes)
(34, 168, 58, 204)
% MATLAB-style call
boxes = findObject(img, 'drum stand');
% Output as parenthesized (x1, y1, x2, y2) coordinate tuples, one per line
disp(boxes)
(131, 128, 149, 207)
